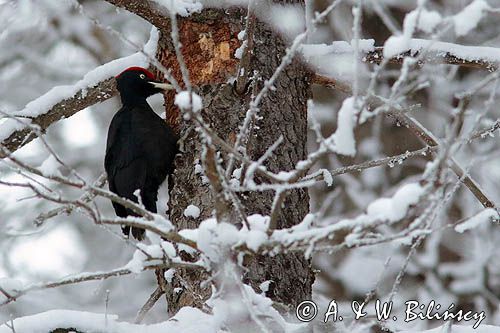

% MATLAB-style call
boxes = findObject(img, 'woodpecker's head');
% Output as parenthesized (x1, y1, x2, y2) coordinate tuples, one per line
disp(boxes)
(115, 67, 174, 101)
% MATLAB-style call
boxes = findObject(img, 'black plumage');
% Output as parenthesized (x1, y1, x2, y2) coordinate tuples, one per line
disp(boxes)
(105, 67, 177, 240)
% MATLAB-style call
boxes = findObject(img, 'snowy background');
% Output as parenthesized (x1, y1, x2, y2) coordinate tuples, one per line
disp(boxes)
(0, 0, 500, 332)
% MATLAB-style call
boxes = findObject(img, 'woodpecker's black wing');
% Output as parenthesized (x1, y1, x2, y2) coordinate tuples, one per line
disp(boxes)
(105, 104, 177, 239)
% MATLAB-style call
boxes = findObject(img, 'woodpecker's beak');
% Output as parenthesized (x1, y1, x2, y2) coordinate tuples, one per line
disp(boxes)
(149, 82, 174, 90)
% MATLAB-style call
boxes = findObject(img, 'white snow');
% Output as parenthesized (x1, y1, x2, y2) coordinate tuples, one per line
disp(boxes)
(383, 37, 500, 63)
(178, 215, 271, 258)
(156, 177, 170, 217)
(38, 155, 62, 177)
(183, 204, 201, 218)
(124, 250, 148, 273)
(161, 241, 177, 258)
(247, 214, 270, 232)
(455, 208, 498, 233)
(328, 97, 357, 156)
(164, 268, 176, 283)
(259, 280, 271, 293)
(272, 183, 425, 247)
(322, 169, 334, 186)
(245, 229, 268, 251)
(3, 307, 498, 333)
(0, 308, 220, 333)
(453, 0, 491, 37)
(0, 117, 31, 145)
(403, 8, 442, 36)
(232, 167, 242, 179)
(389, 4, 442, 61)
(196, 219, 232, 261)
(301, 39, 375, 58)
(153, 0, 203, 17)
(234, 40, 247, 59)
(177, 243, 198, 255)
(137, 243, 163, 258)
(303, 37, 500, 79)
(174, 91, 203, 112)
(267, 4, 305, 38)
(300, 40, 375, 80)
(367, 183, 425, 222)
(145, 27, 160, 57)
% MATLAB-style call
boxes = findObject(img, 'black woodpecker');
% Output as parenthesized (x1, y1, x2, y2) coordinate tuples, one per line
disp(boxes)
(105, 67, 177, 240)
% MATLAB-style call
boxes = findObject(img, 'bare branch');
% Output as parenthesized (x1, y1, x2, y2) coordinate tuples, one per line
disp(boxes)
(34, 173, 108, 226)
(202, 146, 233, 222)
(235, 4, 256, 95)
(135, 287, 164, 324)
(0, 262, 196, 307)
(100, 218, 198, 250)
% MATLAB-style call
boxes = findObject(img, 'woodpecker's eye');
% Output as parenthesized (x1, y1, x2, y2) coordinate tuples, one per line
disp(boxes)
(139, 74, 146, 79)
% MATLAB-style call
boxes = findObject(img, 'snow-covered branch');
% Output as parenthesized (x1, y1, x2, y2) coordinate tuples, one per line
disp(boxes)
(305, 38, 500, 78)
(0, 78, 116, 157)
(311, 71, 497, 210)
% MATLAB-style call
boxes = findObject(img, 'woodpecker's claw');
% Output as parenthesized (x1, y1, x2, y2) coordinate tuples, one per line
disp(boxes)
(150, 82, 175, 90)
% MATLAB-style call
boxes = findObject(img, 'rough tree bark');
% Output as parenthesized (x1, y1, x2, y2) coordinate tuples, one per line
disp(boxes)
(150, 3, 314, 314)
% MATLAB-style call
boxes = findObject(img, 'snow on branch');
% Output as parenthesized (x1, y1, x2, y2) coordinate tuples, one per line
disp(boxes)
(0, 37, 158, 157)
(304, 38, 500, 74)
(380, 38, 500, 70)
(311, 73, 497, 210)
(0, 78, 115, 157)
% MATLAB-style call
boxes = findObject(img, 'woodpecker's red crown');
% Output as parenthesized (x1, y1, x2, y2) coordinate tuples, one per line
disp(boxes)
(116, 67, 155, 80)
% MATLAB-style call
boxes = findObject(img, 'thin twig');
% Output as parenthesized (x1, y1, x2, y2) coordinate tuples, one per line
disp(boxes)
(135, 287, 165, 324)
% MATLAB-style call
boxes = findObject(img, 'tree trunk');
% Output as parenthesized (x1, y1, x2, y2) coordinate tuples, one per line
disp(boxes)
(154, 3, 314, 314)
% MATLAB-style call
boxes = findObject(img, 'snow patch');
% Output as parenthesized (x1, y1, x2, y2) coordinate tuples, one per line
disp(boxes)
(455, 208, 498, 233)
(301, 39, 375, 58)
(124, 250, 147, 273)
(164, 268, 176, 283)
(184, 204, 201, 218)
(367, 183, 425, 222)
(175, 91, 203, 112)
(403, 8, 442, 35)
(453, 0, 491, 37)
(156, 177, 170, 217)
(153, 0, 203, 17)
(329, 97, 357, 156)
(161, 241, 177, 258)
(267, 4, 305, 38)
(38, 155, 62, 177)
(0, 308, 219, 333)
(383, 37, 500, 63)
